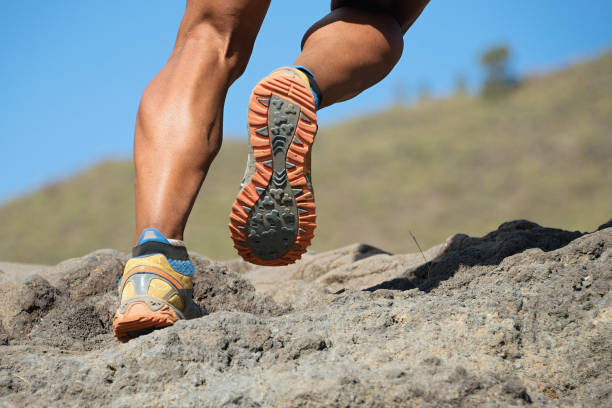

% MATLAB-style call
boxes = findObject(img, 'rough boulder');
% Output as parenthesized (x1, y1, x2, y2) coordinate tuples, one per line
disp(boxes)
(1, 220, 610, 407)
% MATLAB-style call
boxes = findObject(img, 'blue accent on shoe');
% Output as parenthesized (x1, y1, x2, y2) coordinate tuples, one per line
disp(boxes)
(311, 90, 320, 110)
(137, 228, 171, 245)
(167, 259, 195, 276)
(294, 65, 320, 110)
(128, 253, 195, 277)
(133, 228, 194, 276)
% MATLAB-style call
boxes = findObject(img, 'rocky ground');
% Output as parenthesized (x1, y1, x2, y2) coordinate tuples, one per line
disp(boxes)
(0, 219, 610, 407)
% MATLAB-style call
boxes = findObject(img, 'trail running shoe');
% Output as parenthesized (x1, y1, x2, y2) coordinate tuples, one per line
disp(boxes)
(229, 67, 318, 266)
(113, 228, 201, 342)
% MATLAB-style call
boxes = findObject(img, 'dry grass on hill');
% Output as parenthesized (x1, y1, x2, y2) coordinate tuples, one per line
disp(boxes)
(1, 52, 611, 264)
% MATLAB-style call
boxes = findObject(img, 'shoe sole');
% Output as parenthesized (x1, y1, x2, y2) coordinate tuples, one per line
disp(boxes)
(113, 299, 178, 343)
(229, 71, 317, 266)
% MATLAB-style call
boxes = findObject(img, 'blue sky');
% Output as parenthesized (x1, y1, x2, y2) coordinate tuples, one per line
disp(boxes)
(1, 1, 611, 203)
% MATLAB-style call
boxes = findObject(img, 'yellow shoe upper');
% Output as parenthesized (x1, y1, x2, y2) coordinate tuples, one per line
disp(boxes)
(122, 254, 193, 291)
(118, 253, 194, 316)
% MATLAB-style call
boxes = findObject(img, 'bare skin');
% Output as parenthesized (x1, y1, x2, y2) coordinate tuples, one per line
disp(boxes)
(134, 0, 429, 241)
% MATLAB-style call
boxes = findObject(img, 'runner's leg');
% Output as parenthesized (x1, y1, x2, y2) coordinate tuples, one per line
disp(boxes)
(134, 0, 271, 241)
(228, 1, 429, 265)
(295, 0, 429, 108)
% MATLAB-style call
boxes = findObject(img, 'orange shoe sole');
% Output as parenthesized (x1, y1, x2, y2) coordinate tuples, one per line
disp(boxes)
(113, 301, 178, 343)
(229, 70, 317, 266)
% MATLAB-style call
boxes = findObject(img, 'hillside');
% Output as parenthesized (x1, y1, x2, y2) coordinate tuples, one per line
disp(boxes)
(1, 52, 611, 264)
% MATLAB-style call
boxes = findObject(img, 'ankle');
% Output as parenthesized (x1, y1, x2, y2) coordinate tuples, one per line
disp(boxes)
(294, 65, 322, 109)
(133, 228, 194, 276)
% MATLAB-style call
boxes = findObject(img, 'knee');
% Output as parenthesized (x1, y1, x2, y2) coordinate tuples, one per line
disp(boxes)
(176, 2, 269, 82)
(366, 12, 404, 68)
(353, 8, 405, 66)
(303, 7, 404, 67)
(382, 18, 404, 67)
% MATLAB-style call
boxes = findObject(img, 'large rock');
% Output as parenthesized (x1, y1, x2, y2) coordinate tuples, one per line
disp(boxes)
(0, 220, 610, 407)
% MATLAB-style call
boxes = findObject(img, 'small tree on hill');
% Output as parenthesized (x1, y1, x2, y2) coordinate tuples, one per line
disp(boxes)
(480, 44, 518, 98)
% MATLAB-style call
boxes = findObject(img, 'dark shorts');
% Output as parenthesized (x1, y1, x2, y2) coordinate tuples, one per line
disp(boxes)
(331, 0, 429, 32)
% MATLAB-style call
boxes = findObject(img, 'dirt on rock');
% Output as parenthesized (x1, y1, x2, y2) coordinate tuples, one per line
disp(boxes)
(0, 220, 610, 407)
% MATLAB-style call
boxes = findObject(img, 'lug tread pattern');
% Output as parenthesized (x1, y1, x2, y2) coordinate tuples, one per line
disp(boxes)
(229, 69, 317, 266)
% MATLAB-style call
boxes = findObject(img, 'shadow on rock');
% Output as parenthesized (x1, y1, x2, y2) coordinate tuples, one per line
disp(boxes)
(367, 219, 584, 293)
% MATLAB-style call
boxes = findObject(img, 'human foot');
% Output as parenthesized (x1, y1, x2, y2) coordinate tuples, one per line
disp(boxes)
(113, 228, 201, 342)
(229, 67, 318, 266)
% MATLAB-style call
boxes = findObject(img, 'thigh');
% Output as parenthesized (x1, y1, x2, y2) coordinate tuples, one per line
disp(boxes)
(330, 0, 429, 33)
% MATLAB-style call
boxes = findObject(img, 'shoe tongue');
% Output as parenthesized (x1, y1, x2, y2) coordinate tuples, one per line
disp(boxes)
(137, 228, 170, 245)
